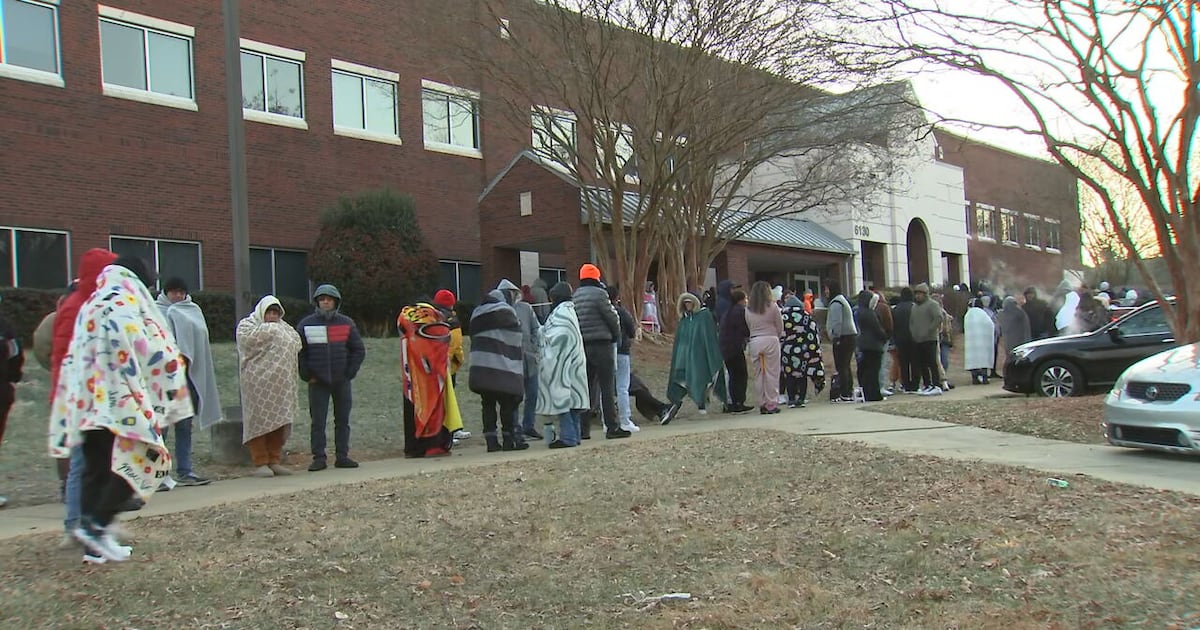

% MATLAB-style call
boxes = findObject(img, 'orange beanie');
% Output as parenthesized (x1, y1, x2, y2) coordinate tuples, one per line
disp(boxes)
(579, 264, 601, 281)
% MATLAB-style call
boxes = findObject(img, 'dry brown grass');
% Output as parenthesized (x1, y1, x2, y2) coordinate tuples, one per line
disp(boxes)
(2, 430, 1198, 629)
(869, 396, 1106, 444)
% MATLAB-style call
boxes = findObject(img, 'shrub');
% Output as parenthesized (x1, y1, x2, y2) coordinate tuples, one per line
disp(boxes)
(0, 287, 62, 346)
(308, 188, 439, 336)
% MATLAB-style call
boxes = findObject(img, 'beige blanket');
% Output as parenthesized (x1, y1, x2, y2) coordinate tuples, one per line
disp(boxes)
(236, 296, 302, 443)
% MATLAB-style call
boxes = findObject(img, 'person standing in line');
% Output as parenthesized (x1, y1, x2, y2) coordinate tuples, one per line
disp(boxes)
(890, 287, 917, 393)
(780, 295, 825, 408)
(398, 300, 460, 458)
(572, 264, 629, 440)
(1022, 287, 1054, 340)
(873, 288, 895, 396)
(50, 257, 194, 563)
(297, 284, 366, 471)
(853, 290, 888, 402)
(997, 295, 1031, 375)
(964, 299, 997, 385)
(909, 283, 944, 396)
(608, 285, 642, 432)
(156, 277, 220, 487)
(661, 292, 728, 424)
(498, 279, 543, 441)
(432, 290, 467, 386)
(823, 278, 859, 403)
(469, 288, 530, 452)
(236, 296, 302, 476)
(718, 289, 753, 414)
(536, 282, 590, 448)
(745, 281, 784, 414)
(0, 297, 23, 508)
(932, 293, 956, 391)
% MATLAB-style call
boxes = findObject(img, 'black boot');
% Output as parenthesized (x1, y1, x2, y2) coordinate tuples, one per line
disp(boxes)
(502, 432, 530, 451)
(485, 433, 502, 453)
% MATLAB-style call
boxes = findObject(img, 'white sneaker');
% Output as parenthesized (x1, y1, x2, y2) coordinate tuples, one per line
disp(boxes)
(73, 527, 129, 562)
(251, 465, 274, 478)
(158, 475, 177, 492)
(881, 388, 894, 397)
(452, 429, 471, 440)
(925, 386, 943, 396)
(778, 394, 789, 405)
(698, 408, 708, 416)
(620, 421, 640, 433)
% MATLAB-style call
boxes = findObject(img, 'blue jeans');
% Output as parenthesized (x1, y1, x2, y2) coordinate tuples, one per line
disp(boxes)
(309, 380, 353, 460)
(162, 418, 194, 476)
(616, 353, 632, 424)
(63, 446, 85, 531)
(521, 367, 539, 434)
(940, 342, 950, 372)
(557, 410, 581, 446)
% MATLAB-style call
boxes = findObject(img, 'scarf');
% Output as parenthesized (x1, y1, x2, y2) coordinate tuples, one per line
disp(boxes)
(49, 265, 194, 498)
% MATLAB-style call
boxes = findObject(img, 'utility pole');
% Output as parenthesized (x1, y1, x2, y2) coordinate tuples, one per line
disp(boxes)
(223, 0, 252, 317)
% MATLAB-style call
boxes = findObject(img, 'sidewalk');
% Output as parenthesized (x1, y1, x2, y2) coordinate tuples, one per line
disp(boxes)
(2, 385, 1196, 541)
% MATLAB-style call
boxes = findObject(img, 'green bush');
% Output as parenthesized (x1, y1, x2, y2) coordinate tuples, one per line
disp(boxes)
(308, 188, 439, 336)
(0, 287, 62, 346)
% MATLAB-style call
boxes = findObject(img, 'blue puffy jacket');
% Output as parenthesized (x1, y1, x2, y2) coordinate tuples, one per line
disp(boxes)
(296, 310, 366, 385)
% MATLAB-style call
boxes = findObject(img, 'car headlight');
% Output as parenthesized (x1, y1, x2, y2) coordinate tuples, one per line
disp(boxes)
(1011, 347, 1034, 361)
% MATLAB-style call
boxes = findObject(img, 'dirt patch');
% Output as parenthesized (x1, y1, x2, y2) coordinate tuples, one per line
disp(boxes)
(869, 396, 1106, 444)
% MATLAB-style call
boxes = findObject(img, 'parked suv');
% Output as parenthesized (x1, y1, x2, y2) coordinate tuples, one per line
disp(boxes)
(1003, 300, 1176, 397)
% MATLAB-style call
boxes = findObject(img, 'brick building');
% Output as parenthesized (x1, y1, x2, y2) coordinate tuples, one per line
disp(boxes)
(934, 130, 1083, 292)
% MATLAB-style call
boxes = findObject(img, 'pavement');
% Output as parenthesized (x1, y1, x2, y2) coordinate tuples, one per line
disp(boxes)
(2, 382, 1197, 541)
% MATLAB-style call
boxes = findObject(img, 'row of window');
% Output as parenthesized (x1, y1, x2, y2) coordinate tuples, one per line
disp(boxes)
(969, 202, 1062, 252)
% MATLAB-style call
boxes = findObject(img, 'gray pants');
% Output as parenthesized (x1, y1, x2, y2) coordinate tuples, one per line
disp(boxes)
(309, 380, 353, 460)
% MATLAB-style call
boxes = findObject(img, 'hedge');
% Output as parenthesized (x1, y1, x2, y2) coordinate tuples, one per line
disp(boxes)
(0, 287, 62, 346)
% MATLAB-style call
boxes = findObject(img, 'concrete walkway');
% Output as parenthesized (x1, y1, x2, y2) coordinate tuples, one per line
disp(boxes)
(2, 384, 1197, 541)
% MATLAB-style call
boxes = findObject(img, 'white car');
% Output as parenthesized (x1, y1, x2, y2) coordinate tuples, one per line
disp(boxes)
(1103, 342, 1200, 455)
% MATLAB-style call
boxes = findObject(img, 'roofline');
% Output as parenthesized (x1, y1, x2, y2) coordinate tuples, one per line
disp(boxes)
(478, 150, 580, 203)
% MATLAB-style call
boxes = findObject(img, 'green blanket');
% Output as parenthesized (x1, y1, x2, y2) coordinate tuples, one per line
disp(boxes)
(667, 309, 728, 406)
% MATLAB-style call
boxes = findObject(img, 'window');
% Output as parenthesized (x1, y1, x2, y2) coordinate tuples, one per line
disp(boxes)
(1000, 209, 1019, 245)
(974, 203, 997, 241)
(422, 80, 481, 156)
(531, 106, 577, 169)
(538, 268, 565, 289)
(438, 260, 481, 305)
(0, 0, 60, 86)
(1024, 214, 1041, 249)
(1119, 305, 1171, 336)
(0, 226, 69, 288)
(596, 122, 637, 183)
(110, 236, 201, 292)
(241, 39, 305, 127)
(98, 7, 194, 109)
(250, 247, 309, 301)
(331, 59, 399, 143)
(1044, 218, 1062, 252)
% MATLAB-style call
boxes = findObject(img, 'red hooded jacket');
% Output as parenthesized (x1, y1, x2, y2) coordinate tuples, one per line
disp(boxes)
(49, 248, 118, 396)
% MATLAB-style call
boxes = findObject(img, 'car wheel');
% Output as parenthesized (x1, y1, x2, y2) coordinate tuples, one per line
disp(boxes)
(1035, 360, 1083, 398)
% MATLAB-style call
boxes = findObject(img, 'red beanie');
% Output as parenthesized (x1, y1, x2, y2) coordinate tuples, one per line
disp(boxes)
(433, 289, 456, 308)
(579, 263, 601, 281)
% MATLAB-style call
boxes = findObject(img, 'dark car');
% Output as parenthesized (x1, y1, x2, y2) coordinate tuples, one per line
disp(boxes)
(1003, 300, 1177, 397)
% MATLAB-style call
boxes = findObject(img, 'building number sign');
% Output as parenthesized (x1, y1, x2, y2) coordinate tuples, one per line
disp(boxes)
(853, 224, 871, 238)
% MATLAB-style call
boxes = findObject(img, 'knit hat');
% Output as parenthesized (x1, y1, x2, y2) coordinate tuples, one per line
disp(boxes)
(579, 263, 601, 281)
(914, 283, 930, 294)
(433, 289, 456, 309)
(549, 281, 574, 305)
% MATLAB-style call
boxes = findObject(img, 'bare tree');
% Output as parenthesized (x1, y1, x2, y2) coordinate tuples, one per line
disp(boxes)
(832, 0, 1200, 341)
(462, 0, 901, 329)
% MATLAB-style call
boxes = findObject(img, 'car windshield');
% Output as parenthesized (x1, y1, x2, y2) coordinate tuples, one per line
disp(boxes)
(1108, 301, 1174, 336)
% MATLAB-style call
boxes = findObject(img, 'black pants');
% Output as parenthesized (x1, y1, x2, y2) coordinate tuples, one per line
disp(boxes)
(309, 380, 353, 460)
(895, 342, 917, 391)
(80, 430, 134, 528)
(480, 392, 520, 437)
(833, 337, 856, 399)
(724, 355, 748, 406)
(782, 374, 810, 403)
(857, 350, 883, 401)
(584, 342, 619, 433)
(629, 373, 669, 422)
(0, 383, 12, 445)
(916, 341, 939, 389)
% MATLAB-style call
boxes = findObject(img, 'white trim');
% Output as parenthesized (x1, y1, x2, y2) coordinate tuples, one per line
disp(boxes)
(239, 38, 305, 62)
(0, 64, 63, 88)
(244, 108, 309, 130)
(1025, 244, 1043, 250)
(424, 141, 483, 159)
(102, 83, 197, 111)
(331, 59, 398, 82)
(421, 78, 479, 100)
(334, 125, 403, 145)
(97, 5, 193, 37)
(1045, 247, 1062, 255)
(976, 236, 997, 243)
(532, 104, 575, 120)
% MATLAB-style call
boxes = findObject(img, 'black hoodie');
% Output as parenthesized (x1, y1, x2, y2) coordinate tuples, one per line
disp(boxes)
(891, 287, 915, 345)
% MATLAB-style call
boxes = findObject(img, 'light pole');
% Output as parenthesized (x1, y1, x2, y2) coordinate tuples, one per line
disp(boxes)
(223, 0, 252, 318)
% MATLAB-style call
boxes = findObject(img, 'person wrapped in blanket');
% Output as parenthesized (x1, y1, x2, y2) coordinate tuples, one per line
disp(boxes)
(398, 301, 464, 458)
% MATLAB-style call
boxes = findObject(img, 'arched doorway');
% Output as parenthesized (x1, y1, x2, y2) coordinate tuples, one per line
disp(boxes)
(907, 218, 931, 284)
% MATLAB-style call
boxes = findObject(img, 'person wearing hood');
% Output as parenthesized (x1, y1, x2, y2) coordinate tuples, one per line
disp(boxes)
(853, 290, 888, 402)
(530, 277, 551, 323)
(433, 290, 467, 390)
(746, 281, 784, 414)
(823, 278, 859, 403)
(780, 294, 825, 408)
(297, 284, 367, 471)
(236, 296, 302, 476)
(714, 280, 736, 325)
(909, 283, 944, 395)
(1121, 289, 1139, 307)
(536, 281, 590, 447)
(1055, 285, 1082, 334)
(1078, 292, 1111, 332)
(890, 286, 917, 393)
(964, 299, 997, 384)
(717, 288, 753, 414)
(1022, 287, 1054, 340)
(997, 296, 1031, 374)
(155, 277, 220, 487)
(572, 264, 629, 439)
(50, 256, 193, 563)
(0, 294, 23, 508)
(661, 292, 728, 424)
(398, 299, 461, 458)
(977, 294, 1002, 378)
(498, 279, 543, 441)
(470, 289, 530, 451)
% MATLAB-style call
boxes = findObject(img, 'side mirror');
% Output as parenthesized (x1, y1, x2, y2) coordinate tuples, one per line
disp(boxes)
(1108, 326, 1123, 342)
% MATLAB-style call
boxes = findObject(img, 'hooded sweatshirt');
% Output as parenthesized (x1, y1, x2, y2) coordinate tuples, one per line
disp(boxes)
(825, 292, 858, 339)
(498, 279, 540, 372)
(909, 285, 943, 343)
(891, 288, 915, 345)
(157, 291, 223, 429)
(997, 296, 1032, 356)
(468, 289, 525, 397)
(854, 291, 888, 352)
(50, 248, 117, 396)
(296, 292, 367, 385)
(715, 280, 735, 325)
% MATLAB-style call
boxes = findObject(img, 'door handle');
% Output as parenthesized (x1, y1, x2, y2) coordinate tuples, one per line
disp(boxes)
(1163, 338, 1175, 343)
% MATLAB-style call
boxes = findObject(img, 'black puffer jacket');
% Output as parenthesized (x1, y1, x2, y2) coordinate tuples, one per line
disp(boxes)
(573, 280, 620, 343)
(892, 291, 915, 345)
(296, 309, 366, 385)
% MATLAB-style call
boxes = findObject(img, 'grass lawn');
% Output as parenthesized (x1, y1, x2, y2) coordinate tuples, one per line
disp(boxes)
(0, 337, 677, 508)
(1, 430, 1198, 628)
(868, 395, 1106, 445)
